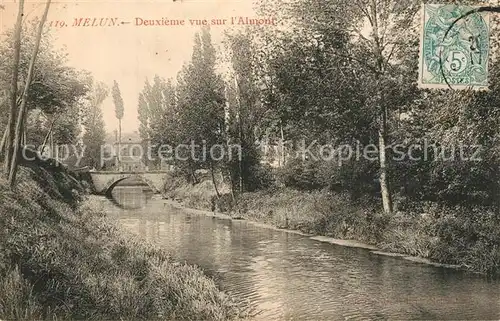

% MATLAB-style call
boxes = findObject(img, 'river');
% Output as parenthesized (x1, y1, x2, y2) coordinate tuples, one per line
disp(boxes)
(106, 185, 500, 320)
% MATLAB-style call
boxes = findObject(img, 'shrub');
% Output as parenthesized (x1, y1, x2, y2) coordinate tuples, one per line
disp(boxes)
(276, 158, 325, 191)
(246, 163, 275, 191)
(318, 157, 379, 197)
(390, 142, 500, 207)
(214, 193, 235, 213)
(429, 204, 500, 274)
(277, 156, 379, 198)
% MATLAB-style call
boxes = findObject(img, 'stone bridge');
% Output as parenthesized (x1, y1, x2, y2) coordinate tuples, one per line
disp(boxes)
(89, 171, 171, 195)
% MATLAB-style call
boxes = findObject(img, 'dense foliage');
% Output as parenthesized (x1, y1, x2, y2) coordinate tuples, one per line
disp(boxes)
(0, 20, 108, 171)
(151, 0, 500, 274)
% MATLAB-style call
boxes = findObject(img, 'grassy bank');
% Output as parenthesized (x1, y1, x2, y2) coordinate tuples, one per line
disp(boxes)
(163, 174, 500, 276)
(0, 166, 241, 320)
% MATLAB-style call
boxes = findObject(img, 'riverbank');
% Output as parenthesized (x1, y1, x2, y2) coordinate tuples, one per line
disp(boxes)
(0, 166, 241, 320)
(163, 199, 462, 271)
(163, 176, 500, 275)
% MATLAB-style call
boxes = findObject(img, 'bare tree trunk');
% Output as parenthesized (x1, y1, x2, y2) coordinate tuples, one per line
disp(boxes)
(22, 127, 26, 146)
(234, 76, 244, 194)
(20, 106, 29, 146)
(49, 130, 54, 155)
(117, 119, 122, 170)
(192, 170, 198, 185)
(4, 0, 24, 177)
(378, 104, 393, 214)
(210, 160, 221, 199)
(221, 83, 235, 200)
(41, 129, 51, 154)
(238, 136, 243, 194)
(40, 114, 59, 154)
(228, 168, 236, 202)
(0, 127, 7, 157)
(220, 170, 225, 184)
(280, 122, 285, 167)
(370, 0, 393, 214)
(188, 163, 198, 185)
(9, 0, 51, 187)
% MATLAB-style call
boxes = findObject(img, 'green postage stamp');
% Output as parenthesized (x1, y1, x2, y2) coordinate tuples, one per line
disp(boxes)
(419, 4, 490, 90)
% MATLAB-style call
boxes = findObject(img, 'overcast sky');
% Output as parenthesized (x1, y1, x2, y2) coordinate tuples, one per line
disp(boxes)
(0, 0, 258, 135)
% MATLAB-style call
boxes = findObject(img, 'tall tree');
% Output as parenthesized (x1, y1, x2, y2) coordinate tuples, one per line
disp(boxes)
(148, 78, 177, 170)
(225, 31, 268, 193)
(111, 80, 124, 169)
(81, 82, 108, 169)
(3, 0, 24, 178)
(137, 92, 149, 140)
(345, 0, 421, 213)
(160, 27, 225, 186)
(138, 76, 171, 140)
(8, 0, 52, 187)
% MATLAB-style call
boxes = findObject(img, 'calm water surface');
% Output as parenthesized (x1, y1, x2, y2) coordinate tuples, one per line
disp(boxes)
(107, 186, 500, 320)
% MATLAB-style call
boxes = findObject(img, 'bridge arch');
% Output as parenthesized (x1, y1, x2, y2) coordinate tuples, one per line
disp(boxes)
(102, 174, 160, 196)
(89, 171, 171, 195)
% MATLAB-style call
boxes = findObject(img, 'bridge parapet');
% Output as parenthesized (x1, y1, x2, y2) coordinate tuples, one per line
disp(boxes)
(89, 171, 171, 195)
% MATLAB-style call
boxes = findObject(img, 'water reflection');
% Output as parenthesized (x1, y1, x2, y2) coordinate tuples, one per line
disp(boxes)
(106, 192, 500, 321)
(109, 184, 154, 209)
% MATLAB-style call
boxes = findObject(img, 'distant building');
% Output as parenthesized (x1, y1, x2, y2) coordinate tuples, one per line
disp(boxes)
(107, 131, 172, 172)
(113, 131, 147, 172)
